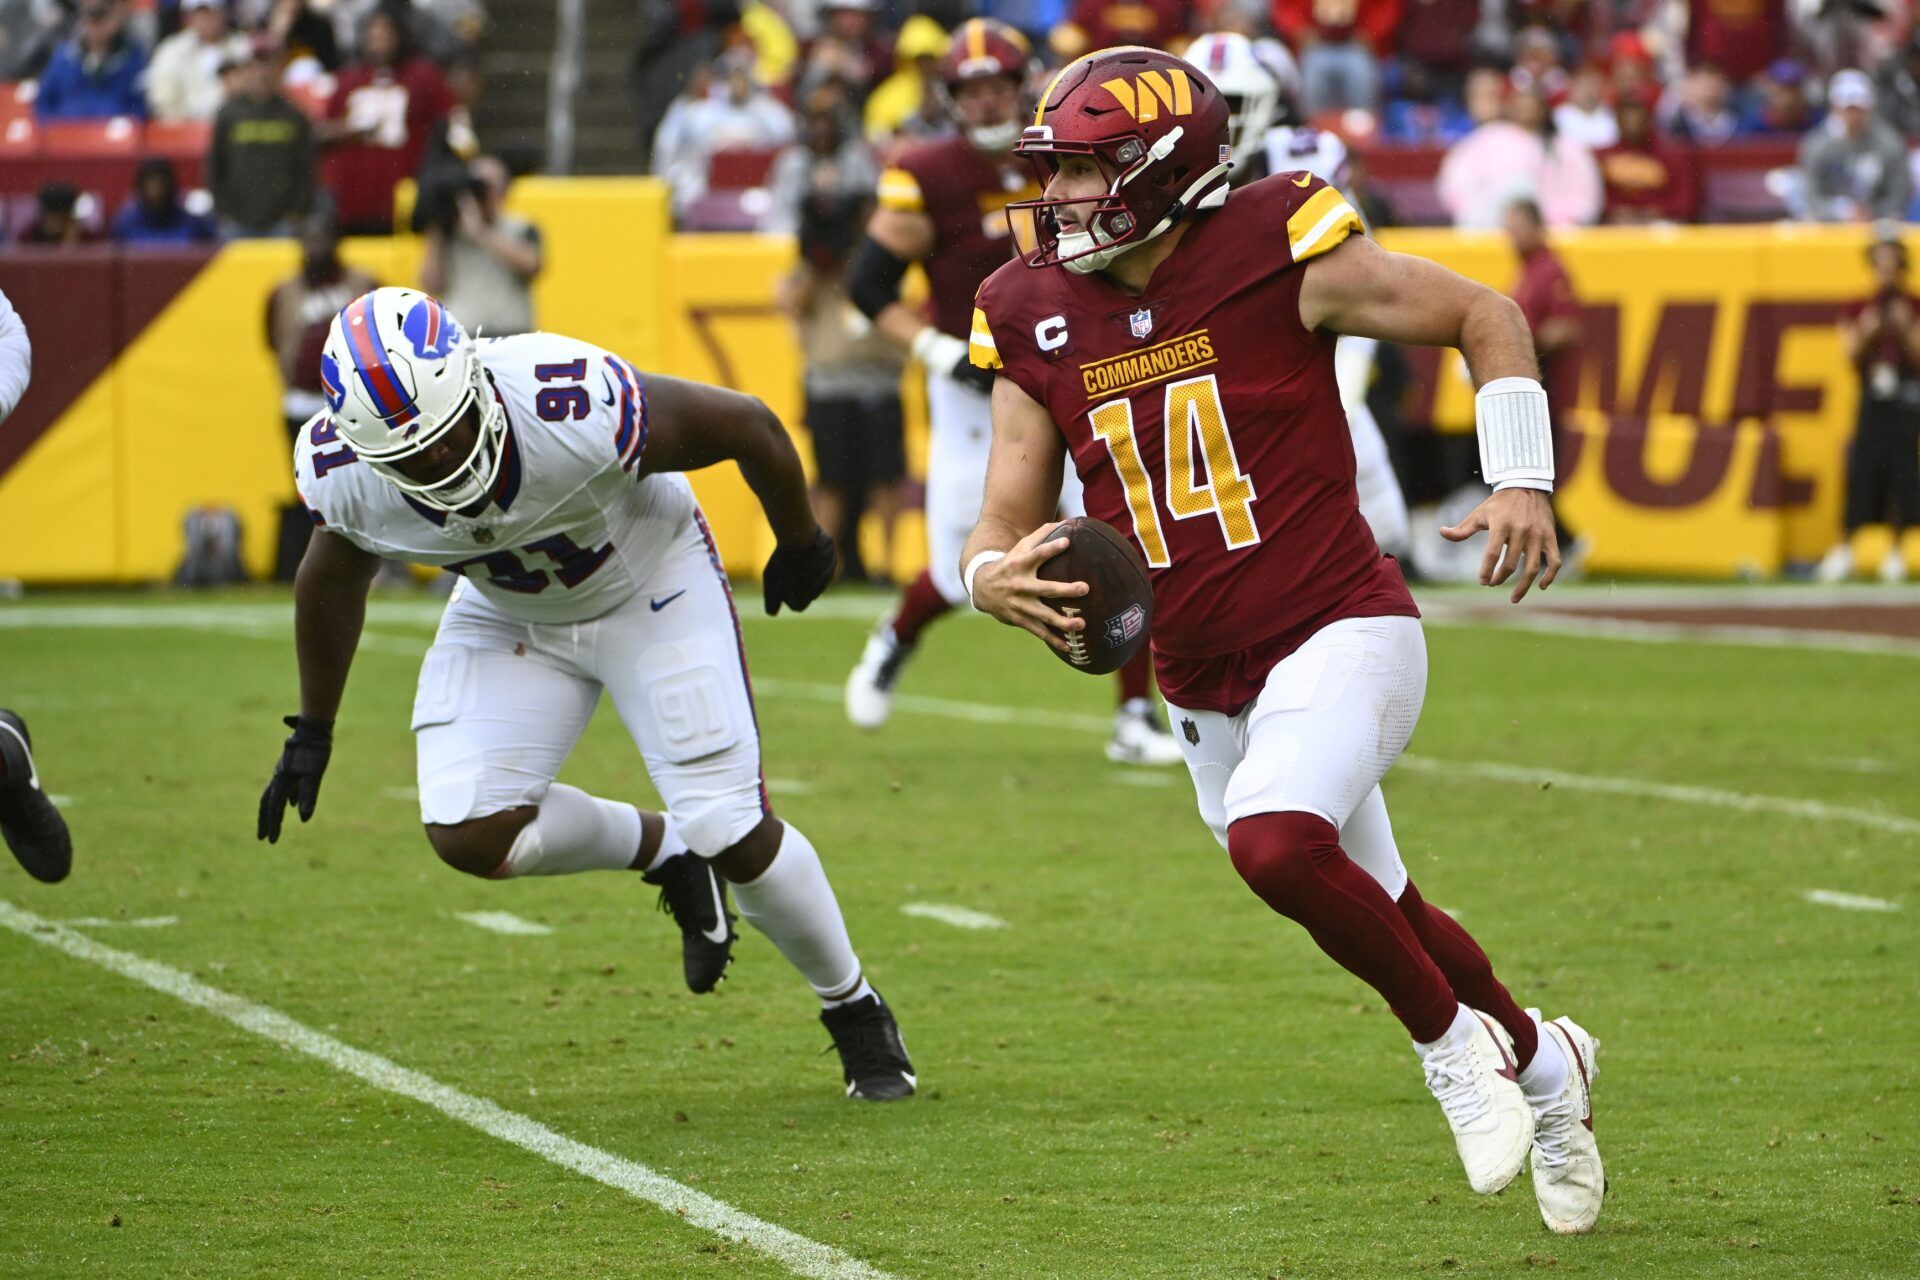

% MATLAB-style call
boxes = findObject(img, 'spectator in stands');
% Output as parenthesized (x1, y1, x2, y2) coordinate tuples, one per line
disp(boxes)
(631, 0, 736, 171)
(419, 154, 540, 337)
(1395, 0, 1486, 101)
(147, 0, 247, 123)
(1661, 63, 1738, 145)
(110, 156, 219, 243)
(1505, 197, 1582, 526)
(810, 0, 889, 97)
(863, 13, 949, 144)
(1272, 0, 1399, 112)
(773, 110, 906, 584)
(1738, 57, 1818, 135)
(653, 50, 795, 217)
(267, 211, 375, 577)
(208, 35, 315, 236)
(1596, 96, 1700, 224)
(1818, 225, 1920, 583)
(411, 0, 488, 63)
(1798, 69, 1911, 223)
(1870, 31, 1920, 136)
(769, 86, 879, 235)
(1439, 80, 1600, 228)
(34, 0, 148, 121)
(1606, 32, 1658, 109)
(0, 0, 75, 81)
(17, 182, 93, 245)
(1553, 61, 1618, 149)
(1382, 60, 1477, 143)
(1510, 26, 1567, 99)
(1684, 0, 1786, 89)
(319, 4, 452, 234)
(267, 0, 341, 73)
(1052, 0, 1187, 62)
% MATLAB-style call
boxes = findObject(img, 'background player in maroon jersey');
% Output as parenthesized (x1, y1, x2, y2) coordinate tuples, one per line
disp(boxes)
(962, 47, 1604, 1235)
(841, 18, 1181, 766)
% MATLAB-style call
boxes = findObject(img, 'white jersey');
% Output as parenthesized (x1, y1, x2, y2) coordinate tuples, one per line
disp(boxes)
(1263, 125, 1350, 192)
(295, 332, 698, 624)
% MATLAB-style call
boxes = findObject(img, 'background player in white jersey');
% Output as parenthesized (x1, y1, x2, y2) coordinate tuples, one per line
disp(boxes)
(256, 287, 915, 1101)
(1187, 30, 1412, 561)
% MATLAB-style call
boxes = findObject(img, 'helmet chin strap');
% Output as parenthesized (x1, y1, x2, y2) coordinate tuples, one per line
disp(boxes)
(1063, 128, 1232, 275)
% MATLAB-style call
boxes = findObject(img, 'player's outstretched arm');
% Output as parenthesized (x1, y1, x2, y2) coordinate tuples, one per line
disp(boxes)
(1299, 234, 1561, 602)
(847, 206, 994, 395)
(962, 376, 1088, 654)
(259, 529, 380, 843)
(635, 374, 835, 615)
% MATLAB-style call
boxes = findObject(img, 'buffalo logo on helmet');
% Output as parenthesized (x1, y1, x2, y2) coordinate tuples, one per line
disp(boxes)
(319, 352, 346, 413)
(401, 297, 464, 361)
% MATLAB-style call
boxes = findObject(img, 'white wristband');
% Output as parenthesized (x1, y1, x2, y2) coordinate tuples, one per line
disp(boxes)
(963, 550, 1006, 610)
(1474, 376, 1554, 492)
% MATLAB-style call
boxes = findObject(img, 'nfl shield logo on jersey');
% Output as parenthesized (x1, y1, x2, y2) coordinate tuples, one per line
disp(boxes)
(1129, 308, 1153, 340)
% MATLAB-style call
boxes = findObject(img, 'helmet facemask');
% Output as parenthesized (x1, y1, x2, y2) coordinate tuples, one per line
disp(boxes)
(354, 350, 508, 513)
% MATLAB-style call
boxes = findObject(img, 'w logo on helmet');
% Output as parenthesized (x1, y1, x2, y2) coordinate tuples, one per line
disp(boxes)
(319, 352, 346, 412)
(1100, 69, 1194, 123)
(401, 297, 463, 361)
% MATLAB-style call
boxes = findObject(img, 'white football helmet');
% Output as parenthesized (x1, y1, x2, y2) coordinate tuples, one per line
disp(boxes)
(320, 287, 505, 512)
(1185, 32, 1282, 179)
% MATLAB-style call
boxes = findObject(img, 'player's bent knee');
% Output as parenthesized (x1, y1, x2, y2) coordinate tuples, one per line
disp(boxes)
(1226, 811, 1340, 908)
(672, 785, 768, 860)
(710, 812, 783, 883)
(425, 807, 536, 878)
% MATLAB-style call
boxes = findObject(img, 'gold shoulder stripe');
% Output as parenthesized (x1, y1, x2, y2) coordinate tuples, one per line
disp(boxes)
(1286, 186, 1362, 264)
(968, 306, 1002, 369)
(876, 167, 925, 212)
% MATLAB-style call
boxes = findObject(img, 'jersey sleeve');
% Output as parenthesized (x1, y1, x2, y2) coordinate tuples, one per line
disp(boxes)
(968, 304, 1000, 370)
(290, 412, 373, 546)
(876, 163, 926, 213)
(1259, 172, 1365, 268)
(599, 350, 650, 473)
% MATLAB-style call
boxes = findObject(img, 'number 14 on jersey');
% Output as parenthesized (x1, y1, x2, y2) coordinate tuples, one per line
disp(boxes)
(1089, 373, 1260, 568)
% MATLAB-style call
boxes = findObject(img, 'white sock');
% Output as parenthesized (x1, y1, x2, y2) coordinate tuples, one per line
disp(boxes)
(821, 977, 875, 1009)
(730, 822, 862, 998)
(1517, 1013, 1571, 1103)
(639, 814, 690, 874)
(1412, 1003, 1478, 1059)
(495, 783, 641, 878)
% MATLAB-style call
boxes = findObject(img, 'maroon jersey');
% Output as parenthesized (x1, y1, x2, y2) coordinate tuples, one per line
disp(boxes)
(971, 174, 1417, 716)
(1512, 247, 1582, 415)
(877, 135, 1039, 340)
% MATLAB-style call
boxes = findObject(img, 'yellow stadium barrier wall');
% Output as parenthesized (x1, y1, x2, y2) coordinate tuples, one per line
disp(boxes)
(0, 186, 1903, 583)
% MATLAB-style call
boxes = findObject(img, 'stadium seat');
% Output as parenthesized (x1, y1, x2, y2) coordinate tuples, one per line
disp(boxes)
(40, 116, 141, 158)
(144, 120, 212, 161)
(0, 116, 36, 156)
(0, 82, 31, 126)
(680, 190, 770, 232)
(706, 147, 781, 191)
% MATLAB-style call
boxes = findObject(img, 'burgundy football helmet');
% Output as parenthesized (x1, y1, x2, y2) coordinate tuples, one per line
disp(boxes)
(1009, 46, 1232, 274)
(938, 18, 1033, 152)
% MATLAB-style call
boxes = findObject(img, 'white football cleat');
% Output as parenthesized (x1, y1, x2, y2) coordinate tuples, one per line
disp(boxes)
(1527, 1012, 1605, 1235)
(1421, 1009, 1535, 1195)
(845, 625, 913, 730)
(1106, 698, 1184, 766)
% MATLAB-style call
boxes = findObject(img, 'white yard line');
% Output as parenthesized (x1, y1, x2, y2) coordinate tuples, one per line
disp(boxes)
(765, 778, 816, 796)
(1111, 771, 1177, 788)
(1391, 756, 1920, 837)
(453, 911, 554, 937)
(63, 915, 178, 928)
(1421, 607, 1920, 659)
(900, 902, 1008, 931)
(1803, 889, 1901, 913)
(382, 786, 420, 801)
(0, 902, 902, 1280)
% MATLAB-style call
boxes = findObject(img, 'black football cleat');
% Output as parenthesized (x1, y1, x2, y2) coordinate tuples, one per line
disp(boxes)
(0, 710, 71, 884)
(642, 852, 736, 993)
(821, 991, 917, 1101)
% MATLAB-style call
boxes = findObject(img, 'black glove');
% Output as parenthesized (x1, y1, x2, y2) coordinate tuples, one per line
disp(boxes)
(950, 352, 997, 397)
(257, 714, 334, 843)
(762, 528, 837, 615)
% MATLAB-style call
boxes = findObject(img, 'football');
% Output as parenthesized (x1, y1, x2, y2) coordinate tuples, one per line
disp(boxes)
(1034, 516, 1153, 675)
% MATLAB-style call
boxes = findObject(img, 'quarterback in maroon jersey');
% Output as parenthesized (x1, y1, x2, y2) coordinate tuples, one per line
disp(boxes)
(964, 47, 1604, 1234)
(842, 17, 1180, 766)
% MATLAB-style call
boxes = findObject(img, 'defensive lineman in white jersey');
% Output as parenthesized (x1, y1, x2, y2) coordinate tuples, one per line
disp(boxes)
(259, 287, 915, 1100)
(1187, 30, 1413, 560)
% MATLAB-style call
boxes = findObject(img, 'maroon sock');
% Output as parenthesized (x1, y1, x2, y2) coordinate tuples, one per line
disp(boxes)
(889, 570, 953, 647)
(1228, 811, 1457, 1042)
(1395, 880, 1539, 1068)
(1116, 648, 1153, 704)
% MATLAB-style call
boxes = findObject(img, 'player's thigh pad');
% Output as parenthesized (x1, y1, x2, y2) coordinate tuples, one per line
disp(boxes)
(924, 372, 993, 604)
(1165, 703, 1249, 852)
(600, 536, 766, 856)
(1338, 784, 1409, 899)
(1222, 615, 1427, 830)
(412, 635, 601, 827)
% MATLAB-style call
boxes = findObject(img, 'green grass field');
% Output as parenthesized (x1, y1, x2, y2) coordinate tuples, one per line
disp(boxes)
(2, 588, 1915, 1278)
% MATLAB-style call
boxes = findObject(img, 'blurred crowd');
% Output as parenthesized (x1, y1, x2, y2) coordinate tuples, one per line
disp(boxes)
(645, 0, 1920, 232)
(0, 0, 502, 243)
